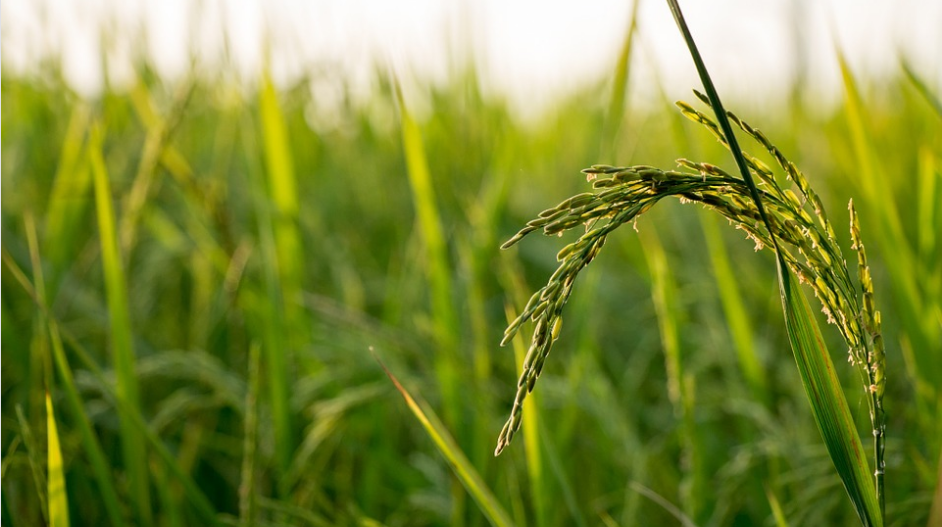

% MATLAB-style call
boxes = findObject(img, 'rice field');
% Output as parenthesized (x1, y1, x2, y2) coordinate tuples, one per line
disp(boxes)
(2, 5, 941, 526)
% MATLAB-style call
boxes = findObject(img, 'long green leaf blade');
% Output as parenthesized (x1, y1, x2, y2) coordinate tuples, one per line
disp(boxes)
(777, 261, 881, 526)
(45, 392, 70, 527)
(90, 123, 152, 527)
(375, 354, 515, 527)
(665, 2, 882, 523)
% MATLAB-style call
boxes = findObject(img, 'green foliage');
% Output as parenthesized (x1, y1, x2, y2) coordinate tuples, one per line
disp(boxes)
(2, 38, 940, 527)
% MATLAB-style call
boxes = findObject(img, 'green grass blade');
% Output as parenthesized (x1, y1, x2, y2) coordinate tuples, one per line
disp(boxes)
(43, 102, 92, 295)
(639, 227, 704, 521)
(89, 123, 153, 527)
(45, 392, 70, 527)
(838, 51, 938, 391)
(374, 353, 515, 527)
(3, 248, 219, 524)
(47, 322, 126, 527)
(393, 76, 462, 433)
(777, 260, 881, 526)
(24, 216, 126, 527)
(764, 485, 790, 527)
(244, 103, 296, 480)
(504, 304, 545, 527)
(258, 69, 307, 343)
(666, 2, 882, 523)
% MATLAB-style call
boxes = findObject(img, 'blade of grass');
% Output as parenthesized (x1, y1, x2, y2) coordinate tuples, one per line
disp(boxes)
(764, 485, 790, 527)
(639, 226, 704, 521)
(242, 108, 295, 481)
(45, 392, 70, 527)
(6, 209, 222, 527)
(777, 261, 881, 525)
(373, 351, 515, 527)
(90, 122, 152, 527)
(392, 75, 462, 434)
(257, 69, 308, 353)
(916, 147, 940, 305)
(25, 213, 126, 527)
(43, 102, 92, 296)
(839, 51, 939, 395)
(665, 2, 882, 524)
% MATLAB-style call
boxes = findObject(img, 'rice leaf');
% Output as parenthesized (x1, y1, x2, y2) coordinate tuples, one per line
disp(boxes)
(777, 260, 881, 526)
(45, 392, 70, 527)
(25, 216, 126, 527)
(43, 102, 92, 296)
(249, 85, 297, 478)
(374, 352, 515, 527)
(392, 75, 462, 433)
(90, 123, 153, 527)
(667, 2, 882, 523)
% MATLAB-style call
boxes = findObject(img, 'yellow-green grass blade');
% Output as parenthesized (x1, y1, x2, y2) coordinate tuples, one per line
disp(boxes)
(47, 322, 126, 527)
(242, 105, 296, 481)
(24, 215, 127, 527)
(764, 485, 790, 527)
(375, 353, 515, 527)
(777, 261, 881, 526)
(89, 124, 153, 527)
(639, 227, 704, 521)
(916, 148, 940, 308)
(258, 70, 308, 346)
(22, 303, 223, 526)
(43, 102, 92, 295)
(45, 392, 70, 527)
(393, 76, 462, 431)
(838, 51, 939, 394)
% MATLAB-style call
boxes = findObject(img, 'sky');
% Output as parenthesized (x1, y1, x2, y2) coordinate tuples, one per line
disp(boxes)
(2, 0, 941, 120)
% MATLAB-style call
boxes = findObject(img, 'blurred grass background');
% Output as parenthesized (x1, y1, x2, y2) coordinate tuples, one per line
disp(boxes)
(2, 3, 941, 526)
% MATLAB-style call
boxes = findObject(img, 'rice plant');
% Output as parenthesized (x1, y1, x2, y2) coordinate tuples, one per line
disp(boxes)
(497, 91, 887, 524)
(495, 6, 888, 523)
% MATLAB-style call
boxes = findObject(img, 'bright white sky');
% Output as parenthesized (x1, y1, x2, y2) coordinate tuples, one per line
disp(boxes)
(3, 0, 941, 120)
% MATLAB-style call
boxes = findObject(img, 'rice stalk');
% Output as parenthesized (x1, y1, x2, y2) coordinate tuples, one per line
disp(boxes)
(495, 91, 886, 523)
